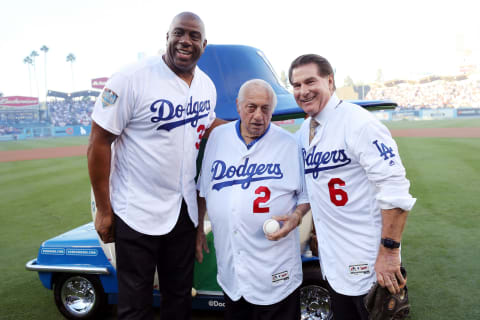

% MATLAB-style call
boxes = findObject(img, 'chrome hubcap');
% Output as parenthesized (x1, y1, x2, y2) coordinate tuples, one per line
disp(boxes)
(300, 285, 332, 320)
(61, 276, 96, 315)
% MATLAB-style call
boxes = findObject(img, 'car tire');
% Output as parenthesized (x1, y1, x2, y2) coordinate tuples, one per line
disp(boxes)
(300, 263, 333, 320)
(53, 273, 106, 319)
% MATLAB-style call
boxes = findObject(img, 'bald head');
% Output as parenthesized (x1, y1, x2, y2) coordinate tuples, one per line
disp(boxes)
(169, 12, 206, 39)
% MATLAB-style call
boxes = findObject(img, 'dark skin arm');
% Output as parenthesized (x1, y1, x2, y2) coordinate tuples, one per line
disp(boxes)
(87, 121, 117, 243)
(375, 207, 409, 294)
(203, 117, 228, 139)
(196, 194, 210, 263)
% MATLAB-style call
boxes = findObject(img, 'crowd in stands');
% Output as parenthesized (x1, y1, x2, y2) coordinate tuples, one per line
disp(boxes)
(48, 100, 94, 127)
(366, 78, 480, 109)
(0, 125, 22, 136)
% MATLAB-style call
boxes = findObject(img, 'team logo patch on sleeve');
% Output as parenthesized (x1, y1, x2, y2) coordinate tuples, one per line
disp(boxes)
(101, 88, 118, 107)
(373, 140, 395, 160)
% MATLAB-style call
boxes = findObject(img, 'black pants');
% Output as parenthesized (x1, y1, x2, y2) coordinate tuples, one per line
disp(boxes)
(115, 201, 196, 320)
(327, 281, 369, 320)
(224, 288, 300, 320)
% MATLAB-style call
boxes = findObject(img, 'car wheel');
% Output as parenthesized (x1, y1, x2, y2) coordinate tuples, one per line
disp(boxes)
(300, 264, 333, 320)
(53, 274, 105, 319)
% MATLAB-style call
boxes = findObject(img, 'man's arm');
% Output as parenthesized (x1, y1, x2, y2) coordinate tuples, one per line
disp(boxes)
(196, 194, 210, 263)
(203, 117, 228, 139)
(87, 121, 117, 243)
(267, 203, 311, 241)
(375, 208, 409, 294)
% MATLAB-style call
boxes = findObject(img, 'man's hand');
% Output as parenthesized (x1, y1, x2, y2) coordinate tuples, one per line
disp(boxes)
(266, 212, 301, 241)
(195, 228, 210, 263)
(375, 246, 406, 294)
(95, 209, 115, 243)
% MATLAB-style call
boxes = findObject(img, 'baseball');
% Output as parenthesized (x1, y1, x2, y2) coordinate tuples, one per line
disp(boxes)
(263, 219, 280, 235)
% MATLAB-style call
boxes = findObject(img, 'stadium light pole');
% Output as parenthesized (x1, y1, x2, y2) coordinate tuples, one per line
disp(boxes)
(30, 50, 40, 98)
(23, 56, 33, 96)
(66, 53, 76, 92)
(41, 45, 49, 120)
(40, 46, 49, 98)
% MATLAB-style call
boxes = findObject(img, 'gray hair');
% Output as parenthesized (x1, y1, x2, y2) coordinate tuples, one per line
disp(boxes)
(237, 79, 277, 111)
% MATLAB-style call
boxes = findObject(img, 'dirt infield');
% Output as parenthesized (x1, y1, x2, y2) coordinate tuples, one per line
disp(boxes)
(0, 145, 88, 162)
(390, 127, 480, 138)
(1, 127, 479, 162)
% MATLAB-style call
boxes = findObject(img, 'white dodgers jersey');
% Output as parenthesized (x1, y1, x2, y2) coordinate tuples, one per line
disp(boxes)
(299, 93, 416, 296)
(198, 121, 308, 305)
(92, 56, 216, 235)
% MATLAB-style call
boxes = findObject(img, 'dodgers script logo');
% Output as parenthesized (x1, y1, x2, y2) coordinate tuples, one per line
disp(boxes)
(150, 96, 211, 131)
(210, 158, 283, 191)
(303, 146, 351, 178)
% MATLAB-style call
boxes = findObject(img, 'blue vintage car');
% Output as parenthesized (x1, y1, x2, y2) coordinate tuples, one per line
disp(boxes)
(25, 44, 396, 320)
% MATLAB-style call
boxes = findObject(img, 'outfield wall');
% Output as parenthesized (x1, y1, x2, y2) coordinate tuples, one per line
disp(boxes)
(0, 108, 479, 141)
(372, 107, 479, 121)
(0, 125, 91, 141)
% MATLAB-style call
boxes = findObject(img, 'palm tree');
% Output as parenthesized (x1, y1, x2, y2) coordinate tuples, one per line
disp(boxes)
(40, 45, 49, 98)
(30, 50, 40, 97)
(66, 53, 76, 92)
(23, 56, 33, 96)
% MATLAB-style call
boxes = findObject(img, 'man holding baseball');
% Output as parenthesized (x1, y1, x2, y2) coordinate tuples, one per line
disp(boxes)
(196, 79, 310, 320)
(87, 12, 224, 320)
(289, 54, 416, 320)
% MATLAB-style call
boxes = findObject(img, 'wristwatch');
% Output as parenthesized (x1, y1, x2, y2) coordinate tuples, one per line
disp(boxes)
(381, 237, 401, 249)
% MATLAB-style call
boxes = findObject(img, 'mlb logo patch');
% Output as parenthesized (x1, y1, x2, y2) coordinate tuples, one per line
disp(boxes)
(271, 270, 290, 286)
(349, 263, 371, 275)
(102, 88, 118, 107)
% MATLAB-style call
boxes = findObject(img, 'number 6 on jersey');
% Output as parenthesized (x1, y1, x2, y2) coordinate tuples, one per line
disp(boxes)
(328, 178, 348, 206)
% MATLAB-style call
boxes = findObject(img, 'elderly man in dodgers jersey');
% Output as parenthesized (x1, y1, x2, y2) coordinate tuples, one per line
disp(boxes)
(196, 79, 310, 320)
(289, 54, 416, 320)
(87, 12, 225, 320)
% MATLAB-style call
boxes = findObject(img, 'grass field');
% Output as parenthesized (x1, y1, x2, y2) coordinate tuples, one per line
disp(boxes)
(0, 136, 89, 151)
(0, 119, 479, 319)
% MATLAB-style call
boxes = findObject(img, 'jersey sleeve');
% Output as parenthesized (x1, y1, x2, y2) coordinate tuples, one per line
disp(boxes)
(91, 72, 135, 135)
(206, 79, 217, 128)
(296, 142, 309, 205)
(351, 118, 416, 211)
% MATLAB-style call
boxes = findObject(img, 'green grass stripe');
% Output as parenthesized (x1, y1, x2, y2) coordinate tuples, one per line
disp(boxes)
(0, 136, 89, 151)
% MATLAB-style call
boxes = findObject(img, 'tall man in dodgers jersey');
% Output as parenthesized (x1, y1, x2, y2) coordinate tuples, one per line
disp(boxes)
(289, 54, 416, 320)
(87, 12, 224, 320)
(197, 79, 310, 320)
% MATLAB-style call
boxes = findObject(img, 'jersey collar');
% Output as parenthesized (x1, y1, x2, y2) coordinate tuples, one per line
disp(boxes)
(235, 120, 271, 149)
(313, 92, 342, 126)
(160, 55, 198, 86)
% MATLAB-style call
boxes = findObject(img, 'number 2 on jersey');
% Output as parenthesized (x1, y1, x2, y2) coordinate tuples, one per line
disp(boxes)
(328, 178, 348, 206)
(253, 186, 270, 213)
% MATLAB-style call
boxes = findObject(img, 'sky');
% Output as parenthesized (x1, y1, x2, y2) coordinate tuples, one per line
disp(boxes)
(1, 0, 479, 98)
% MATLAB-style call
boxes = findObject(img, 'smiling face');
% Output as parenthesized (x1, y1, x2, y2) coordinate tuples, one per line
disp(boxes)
(164, 13, 207, 79)
(237, 82, 274, 144)
(291, 63, 334, 117)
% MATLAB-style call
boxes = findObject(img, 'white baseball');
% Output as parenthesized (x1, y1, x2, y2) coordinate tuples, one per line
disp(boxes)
(263, 219, 280, 235)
